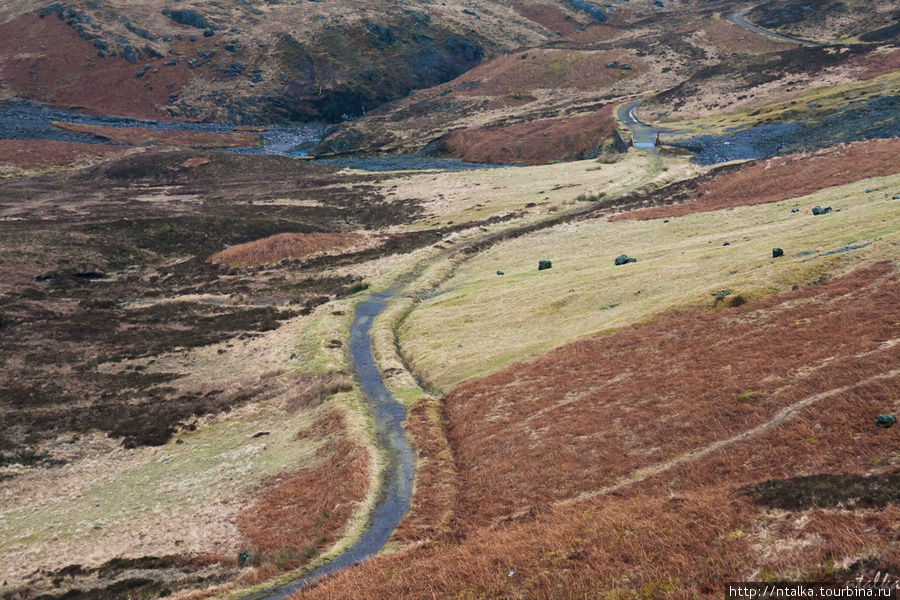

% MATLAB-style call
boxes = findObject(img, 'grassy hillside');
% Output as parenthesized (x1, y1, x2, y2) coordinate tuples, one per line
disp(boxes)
(296, 262, 900, 599)
(3, 1, 900, 599)
(0, 0, 644, 122)
(746, 0, 900, 42)
(399, 154, 900, 390)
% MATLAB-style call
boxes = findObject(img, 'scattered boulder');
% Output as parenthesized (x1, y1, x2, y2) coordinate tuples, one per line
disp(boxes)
(497, 270, 505, 275)
(135, 70, 145, 78)
(876, 414, 896, 429)
(893, 195, 899, 200)
(615, 254, 637, 266)
(538, 260, 552, 271)
(162, 8, 214, 30)
(238, 550, 250, 568)
(723, 242, 730, 246)
(791, 208, 799, 213)
(812, 206, 833, 215)
(772, 248, 784, 258)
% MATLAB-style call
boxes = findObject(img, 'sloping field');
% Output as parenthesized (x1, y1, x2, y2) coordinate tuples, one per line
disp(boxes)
(443, 261, 900, 529)
(447, 48, 646, 97)
(0, 13, 190, 119)
(381, 148, 680, 232)
(293, 262, 900, 599)
(437, 106, 616, 165)
(613, 138, 900, 221)
(400, 170, 900, 390)
(52, 122, 261, 149)
(237, 410, 369, 585)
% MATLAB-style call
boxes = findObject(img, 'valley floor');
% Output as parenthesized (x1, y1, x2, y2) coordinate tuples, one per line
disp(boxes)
(2, 0, 900, 596)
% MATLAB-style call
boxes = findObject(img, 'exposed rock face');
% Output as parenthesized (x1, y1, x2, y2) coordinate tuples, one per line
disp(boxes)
(161, 9, 217, 31)
(564, 0, 607, 22)
(12, 1, 498, 124)
(259, 19, 485, 124)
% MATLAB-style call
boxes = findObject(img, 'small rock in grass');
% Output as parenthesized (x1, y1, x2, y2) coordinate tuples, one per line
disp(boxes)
(812, 206, 833, 215)
(791, 208, 799, 213)
(238, 550, 250, 568)
(615, 255, 637, 266)
(723, 242, 730, 246)
(893, 195, 899, 200)
(876, 414, 896, 429)
(497, 270, 505, 275)
(772, 248, 784, 258)
(538, 260, 552, 271)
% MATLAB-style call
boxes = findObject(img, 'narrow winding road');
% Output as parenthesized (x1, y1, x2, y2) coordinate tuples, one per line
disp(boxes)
(617, 100, 658, 149)
(238, 291, 414, 600)
(728, 8, 821, 47)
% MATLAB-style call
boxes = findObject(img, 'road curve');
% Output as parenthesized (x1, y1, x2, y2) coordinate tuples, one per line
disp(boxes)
(617, 100, 658, 149)
(237, 291, 414, 600)
(728, 9, 821, 48)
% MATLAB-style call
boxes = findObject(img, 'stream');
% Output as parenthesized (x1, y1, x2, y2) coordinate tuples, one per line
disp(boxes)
(239, 291, 415, 600)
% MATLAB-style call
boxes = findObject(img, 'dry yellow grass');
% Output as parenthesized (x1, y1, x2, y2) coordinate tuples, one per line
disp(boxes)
(0, 303, 372, 588)
(379, 151, 695, 232)
(399, 171, 900, 390)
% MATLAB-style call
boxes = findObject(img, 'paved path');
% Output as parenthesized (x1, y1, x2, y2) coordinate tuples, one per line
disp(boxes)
(617, 100, 658, 148)
(728, 9, 821, 48)
(237, 291, 414, 600)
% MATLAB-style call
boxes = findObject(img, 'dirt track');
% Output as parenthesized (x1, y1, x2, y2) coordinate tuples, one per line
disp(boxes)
(728, 9, 820, 48)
